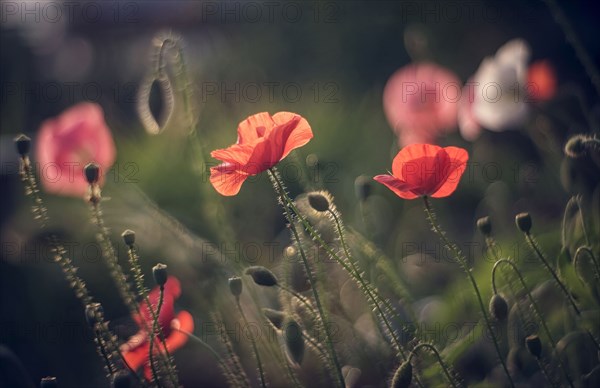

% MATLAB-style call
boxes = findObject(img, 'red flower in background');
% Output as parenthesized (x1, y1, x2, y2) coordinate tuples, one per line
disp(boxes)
(210, 112, 313, 196)
(527, 60, 557, 101)
(383, 63, 461, 147)
(373, 144, 468, 199)
(121, 276, 194, 380)
(35, 102, 116, 197)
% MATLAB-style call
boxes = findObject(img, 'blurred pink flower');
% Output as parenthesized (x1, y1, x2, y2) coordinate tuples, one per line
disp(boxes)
(383, 62, 461, 147)
(36, 102, 116, 196)
(459, 39, 531, 140)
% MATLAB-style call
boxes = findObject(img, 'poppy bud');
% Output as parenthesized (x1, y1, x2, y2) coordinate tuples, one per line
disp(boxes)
(263, 308, 286, 330)
(515, 213, 532, 233)
(564, 135, 588, 158)
(111, 371, 131, 388)
(354, 175, 372, 201)
(84, 162, 100, 184)
(228, 276, 242, 298)
(14, 134, 31, 156)
(391, 361, 412, 388)
(476, 216, 492, 236)
(41, 377, 58, 388)
(245, 266, 278, 287)
(283, 319, 305, 365)
(489, 294, 509, 321)
(525, 335, 542, 359)
(121, 229, 136, 246)
(307, 193, 330, 212)
(152, 263, 168, 287)
(85, 303, 104, 328)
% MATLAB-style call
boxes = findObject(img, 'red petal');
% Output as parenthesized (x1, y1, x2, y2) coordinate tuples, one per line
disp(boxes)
(431, 146, 469, 198)
(272, 112, 313, 159)
(391, 144, 450, 196)
(210, 143, 254, 166)
(373, 174, 418, 199)
(165, 310, 194, 352)
(236, 112, 276, 144)
(122, 342, 150, 372)
(210, 164, 250, 196)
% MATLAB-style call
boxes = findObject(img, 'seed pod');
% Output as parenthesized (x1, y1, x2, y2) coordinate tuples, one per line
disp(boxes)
(121, 229, 136, 246)
(391, 361, 412, 388)
(489, 294, 509, 321)
(525, 335, 542, 359)
(263, 308, 286, 330)
(515, 212, 532, 233)
(245, 266, 278, 287)
(283, 319, 305, 365)
(14, 134, 31, 156)
(41, 377, 58, 388)
(228, 276, 242, 298)
(476, 216, 492, 236)
(307, 193, 331, 212)
(152, 263, 168, 286)
(84, 162, 100, 184)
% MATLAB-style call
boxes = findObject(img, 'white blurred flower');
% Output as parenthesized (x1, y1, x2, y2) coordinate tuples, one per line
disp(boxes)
(460, 39, 531, 140)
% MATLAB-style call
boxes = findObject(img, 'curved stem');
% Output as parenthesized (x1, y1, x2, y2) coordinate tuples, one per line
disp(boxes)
(235, 300, 267, 388)
(491, 259, 575, 388)
(422, 196, 514, 388)
(268, 168, 346, 388)
(524, 232, 580, 315)
(407, 343, 459, 388)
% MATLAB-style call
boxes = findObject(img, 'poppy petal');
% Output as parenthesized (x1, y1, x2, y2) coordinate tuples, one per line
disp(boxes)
(122, 342, 150, 372)
(431, 147, 469, 198)
(164, 310, 194, 352)
(237, 112, 276, 144)
(210, 164, 249, 196)
(392, 144, 450, 196)
(211, 143, 254, 166)
(272, 112, 313, 159)
(373, 174, 419, 199)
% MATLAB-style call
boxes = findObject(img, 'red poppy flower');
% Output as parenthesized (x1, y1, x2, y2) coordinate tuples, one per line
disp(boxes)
(527, 60, 556, 101)
(373, 144, 468, 199)
(210, 112, 313, 196)
(35, 102, 116, 197)
(120, 277, 194, 380)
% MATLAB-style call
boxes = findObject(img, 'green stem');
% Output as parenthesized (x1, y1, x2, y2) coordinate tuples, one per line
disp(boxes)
(422, 196, 514, 388)
(268, 168, 346, 388)
(491, 259, 574, 388)
(277, 284, 318, 317)
(235, 300, 267, 388)
(149, 286, 165, 388)
(407, 343, 460, 388)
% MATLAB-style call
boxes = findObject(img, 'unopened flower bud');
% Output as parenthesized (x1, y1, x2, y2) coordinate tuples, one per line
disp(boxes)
(564, 135, 588, 158)
(245, 266, 278, 287)
(229, 276, 242, 298)
(515, 213, 532, 233)
(263, 308, 286, 330)
(152, 263, 168, 287)
(391, 361, 413, 388)
(477, 216, 492, 236)
(121, 229, 136, 246)
(525, 335, 542, 359)
(14, 134, 31, 156)
(354, 175, 372, 201)
(84, 162, 100, 184)
(85, 303, 104, 328)
(41, 377, 58, 388)
(489, 294, 509, 321)
(283, 319, 305, 365)
(308, 193, 330, 212)
(111, 371, 131, 388)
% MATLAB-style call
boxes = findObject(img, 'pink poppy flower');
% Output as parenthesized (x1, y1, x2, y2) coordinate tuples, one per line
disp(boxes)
(383, 62, 461, 147)
(35, 102, 116, 197)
